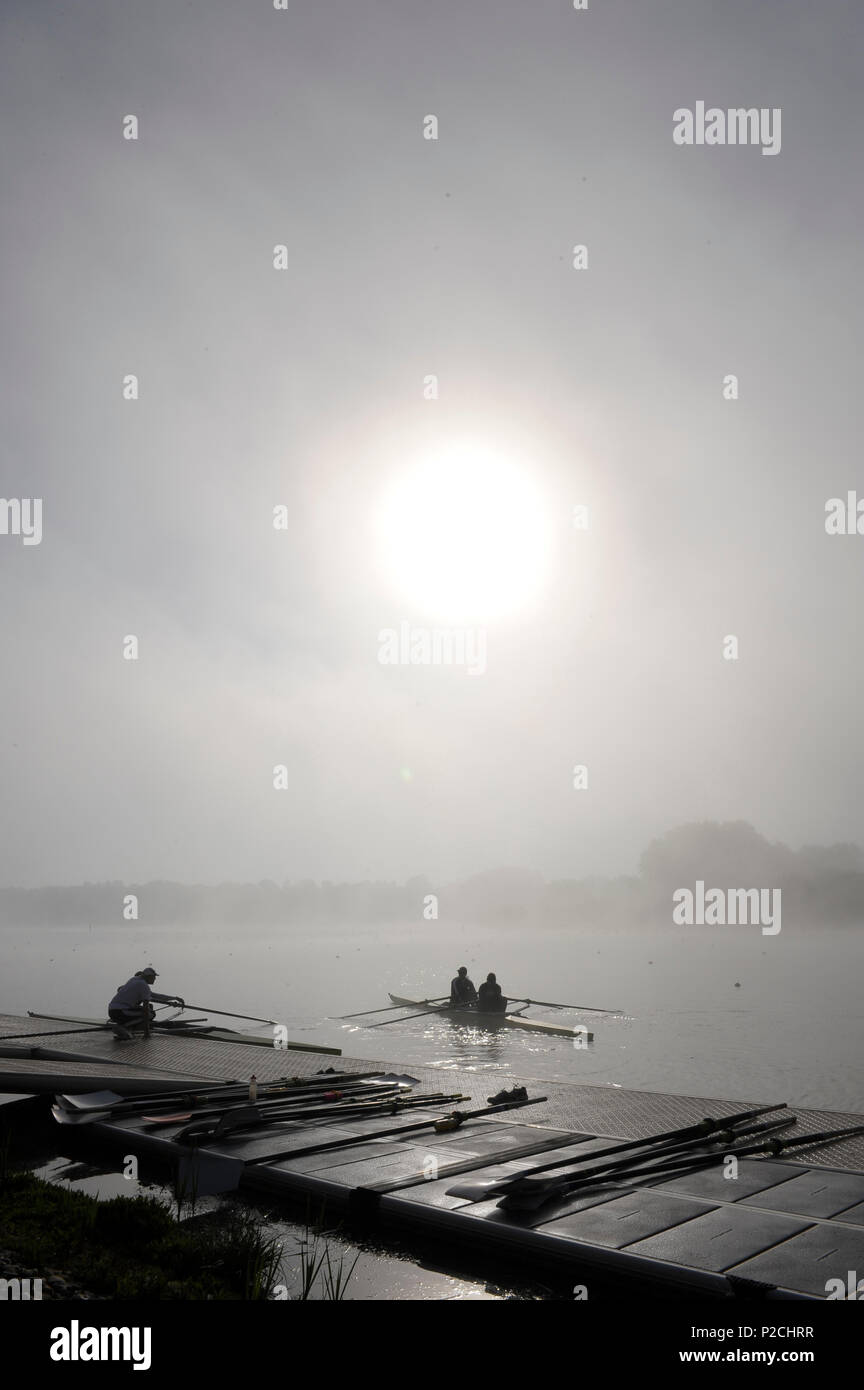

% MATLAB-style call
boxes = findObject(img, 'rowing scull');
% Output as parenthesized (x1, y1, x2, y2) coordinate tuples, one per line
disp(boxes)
(387, 995, 593, 1041)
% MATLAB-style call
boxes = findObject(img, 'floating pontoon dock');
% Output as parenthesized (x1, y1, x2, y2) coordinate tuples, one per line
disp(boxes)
(2, 1012, 863, 1299)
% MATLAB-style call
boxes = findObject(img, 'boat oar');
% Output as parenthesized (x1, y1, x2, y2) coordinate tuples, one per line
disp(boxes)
(174, 1091, 468, 1143)
(149, 1083, 413, 1130)
(558, 1118, 864, 1194)
(369, 999, 531, 1028)
(177, 1093, 548, 1195)
(244, 1093, 546, 1160)
(500, 1108, 790, 1193)
(51, 1087, 419, 1130)
(445, 1103, 788, 1201)
(337, 998, 448, 1020)
(496, 1115, 797, 1209)
(497, 1118, 864, 1212)
(175, 1003, 278, 1025)
(368, 1004, 449, 1027)
(55, 1072, 391, 1113)
(618, 1114, 864, 1178)
(521, 998, 623, 1015)
(53, 1072, 401, 1121)
(0, 1025, 114, 1040)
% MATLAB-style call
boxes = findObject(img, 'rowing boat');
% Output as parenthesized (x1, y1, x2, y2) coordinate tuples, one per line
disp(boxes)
(387, 995, 593, 1041)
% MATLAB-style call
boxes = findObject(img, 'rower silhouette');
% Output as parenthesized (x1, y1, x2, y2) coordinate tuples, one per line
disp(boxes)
(478, 972, 508, 1014)
(449, 966, 477, 1008)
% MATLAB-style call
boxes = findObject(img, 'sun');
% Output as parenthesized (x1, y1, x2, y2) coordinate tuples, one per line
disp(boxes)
(374, 441, 551, 622)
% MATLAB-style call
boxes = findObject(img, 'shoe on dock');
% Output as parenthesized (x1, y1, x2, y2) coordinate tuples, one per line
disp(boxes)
(112, 1025, 133, 1041)
(488, 1086, 528, 1105)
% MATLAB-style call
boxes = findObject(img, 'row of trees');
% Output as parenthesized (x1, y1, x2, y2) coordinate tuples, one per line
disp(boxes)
(1, 823, 861, 928)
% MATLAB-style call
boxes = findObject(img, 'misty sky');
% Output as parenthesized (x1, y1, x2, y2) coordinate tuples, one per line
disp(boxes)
(1, 1, 862, 888)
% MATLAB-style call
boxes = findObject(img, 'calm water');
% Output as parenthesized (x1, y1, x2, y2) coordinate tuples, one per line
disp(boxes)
(2, 922, 862, 1111)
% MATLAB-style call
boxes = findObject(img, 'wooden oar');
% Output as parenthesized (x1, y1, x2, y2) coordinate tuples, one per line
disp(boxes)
(497, 1115, 796, 1209)
(337, 998, 448, 1020)
(445, 1103, 788, 1201)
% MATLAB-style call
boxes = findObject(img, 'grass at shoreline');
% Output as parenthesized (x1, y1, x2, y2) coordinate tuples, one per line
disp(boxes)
(0, 1171, 281, 1299)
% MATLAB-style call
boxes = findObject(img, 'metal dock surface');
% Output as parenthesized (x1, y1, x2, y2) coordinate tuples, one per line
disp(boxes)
(3, 1012, 863, 1299)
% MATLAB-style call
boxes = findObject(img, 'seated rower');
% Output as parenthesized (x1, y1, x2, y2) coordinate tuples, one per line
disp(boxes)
(477, 972, 508, 1014)
(450, 966, 478, 1008)
(108, 967, 184, 1039)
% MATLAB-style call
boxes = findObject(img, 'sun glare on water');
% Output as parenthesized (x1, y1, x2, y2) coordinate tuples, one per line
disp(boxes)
(374, 443, 551, 623)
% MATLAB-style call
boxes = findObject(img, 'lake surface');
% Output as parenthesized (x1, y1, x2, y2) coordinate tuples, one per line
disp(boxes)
(2, 922, 862, 1112)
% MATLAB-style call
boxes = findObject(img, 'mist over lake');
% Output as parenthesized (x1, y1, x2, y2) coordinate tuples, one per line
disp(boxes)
(4, 918, 861, 1112)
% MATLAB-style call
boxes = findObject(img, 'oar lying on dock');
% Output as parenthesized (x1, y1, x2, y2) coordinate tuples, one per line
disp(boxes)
(53, 1084, 411, 1129)
(57, 1071, 412, 1111)
(175, 1003, 279, 1025)
(495, 1115, 797, 1210)
(162, 1087, 437, 1135)
(52, 1088, 455, 1137)
(52, 1075, 418, 1126)
(496, 1120, 864, 1211)
(174, 1092, 470, 1144)
(445, 1103, 788, 1201)
(177, 1093, 548, 1196)
(142, 1081, 413, 1124)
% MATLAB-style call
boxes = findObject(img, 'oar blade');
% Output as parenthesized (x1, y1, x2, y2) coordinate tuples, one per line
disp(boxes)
(51, 1103, 111, 1126)
(361, 1073, 420, 1086)
(444, 1178, 509, 1201)
(55, 1090, 126, 1111)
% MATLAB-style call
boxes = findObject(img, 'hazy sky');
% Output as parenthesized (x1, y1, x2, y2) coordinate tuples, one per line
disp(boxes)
(2, 1, 862, 887)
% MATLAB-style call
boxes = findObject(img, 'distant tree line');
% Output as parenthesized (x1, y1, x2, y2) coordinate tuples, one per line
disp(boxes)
(0, 823, 861, 929)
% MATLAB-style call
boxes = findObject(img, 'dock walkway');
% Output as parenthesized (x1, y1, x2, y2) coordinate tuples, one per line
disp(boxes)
(2, 1012, 863, 1299)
